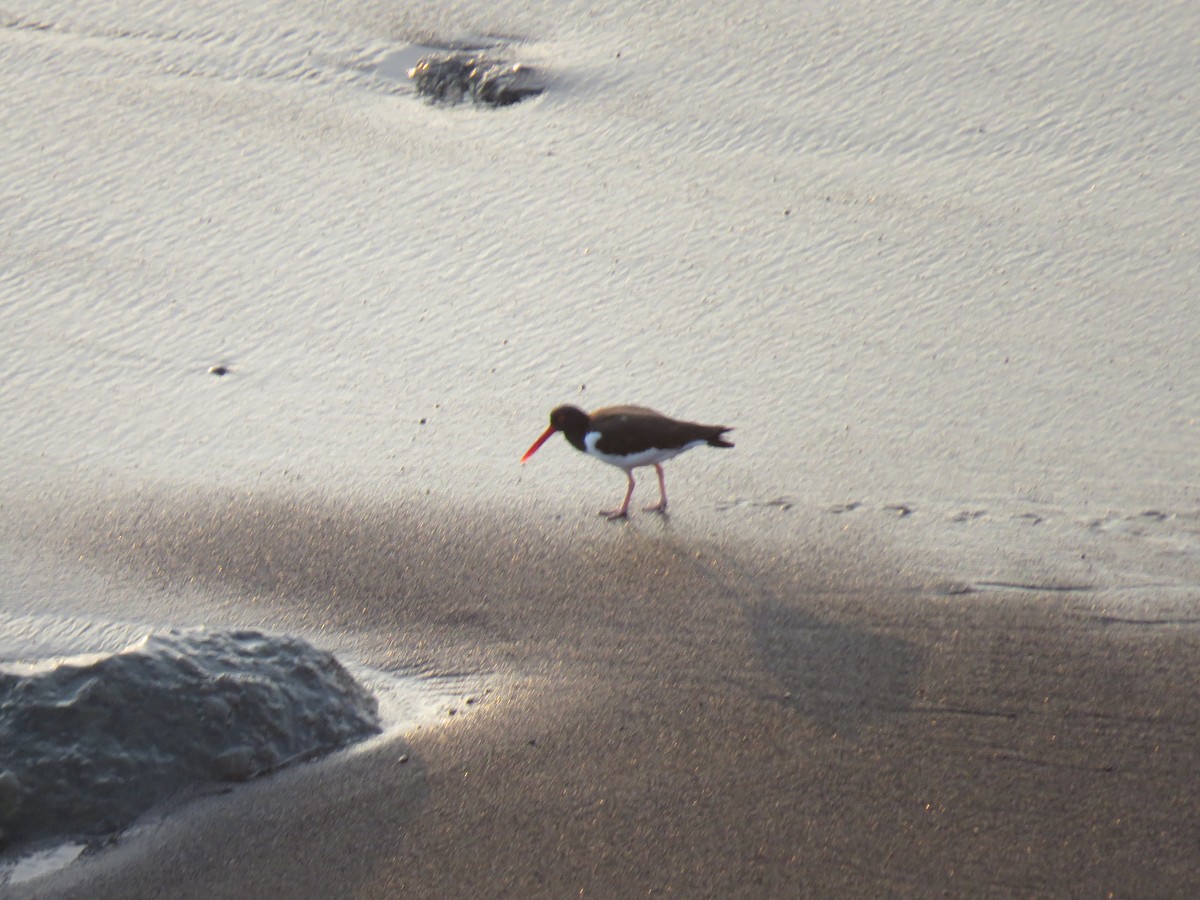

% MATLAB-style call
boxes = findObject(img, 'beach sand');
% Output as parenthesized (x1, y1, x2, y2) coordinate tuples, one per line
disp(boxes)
(3, 0, 1198, 894)
(8, 488, 1200, 897)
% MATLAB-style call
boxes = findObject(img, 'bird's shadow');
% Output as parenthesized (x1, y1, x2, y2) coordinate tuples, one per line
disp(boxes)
(747, 599, 918, 736)
(647, 528, 921, 738)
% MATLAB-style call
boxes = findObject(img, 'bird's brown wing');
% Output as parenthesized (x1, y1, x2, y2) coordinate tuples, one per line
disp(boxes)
(589, 408, 732, 455)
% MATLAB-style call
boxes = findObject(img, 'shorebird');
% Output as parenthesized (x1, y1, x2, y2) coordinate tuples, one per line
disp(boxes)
(520, 405, 734, 519)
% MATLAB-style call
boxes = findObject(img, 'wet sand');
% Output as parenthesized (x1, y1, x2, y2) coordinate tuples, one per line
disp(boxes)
(15, 488, 1200, 897)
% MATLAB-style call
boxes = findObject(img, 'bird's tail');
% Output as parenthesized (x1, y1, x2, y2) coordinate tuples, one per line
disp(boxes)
(708, 427, 734, 449)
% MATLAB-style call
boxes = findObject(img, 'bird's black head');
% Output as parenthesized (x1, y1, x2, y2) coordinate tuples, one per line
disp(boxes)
(549, 405, 589, 433)
(547, 405, 591, 453)
(521, 405, 592, 462)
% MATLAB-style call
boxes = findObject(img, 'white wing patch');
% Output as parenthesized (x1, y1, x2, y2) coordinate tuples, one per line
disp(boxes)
(583, 432, 705, 470)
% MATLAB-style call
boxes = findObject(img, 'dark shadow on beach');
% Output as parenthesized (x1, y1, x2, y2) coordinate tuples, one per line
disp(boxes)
(750, 600, 920, 736)
(13, 485, 1200, 898)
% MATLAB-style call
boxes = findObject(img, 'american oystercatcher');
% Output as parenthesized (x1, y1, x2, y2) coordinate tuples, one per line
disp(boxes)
(521, 405, 734, 519)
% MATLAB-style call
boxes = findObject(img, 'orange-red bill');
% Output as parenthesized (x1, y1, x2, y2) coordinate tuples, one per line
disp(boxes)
(520, 426, 557, 463)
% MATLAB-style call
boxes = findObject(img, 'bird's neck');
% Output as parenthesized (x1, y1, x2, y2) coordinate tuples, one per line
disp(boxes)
(562, 426, 589, 453)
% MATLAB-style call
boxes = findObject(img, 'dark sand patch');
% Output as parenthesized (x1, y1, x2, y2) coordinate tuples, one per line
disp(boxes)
(12, 487, 1200, 897)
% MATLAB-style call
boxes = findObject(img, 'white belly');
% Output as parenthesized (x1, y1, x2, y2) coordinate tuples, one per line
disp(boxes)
(583, 432, 704, 471)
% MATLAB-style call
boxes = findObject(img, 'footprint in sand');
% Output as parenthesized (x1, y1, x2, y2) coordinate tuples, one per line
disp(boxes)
(949, 509, 987, 523)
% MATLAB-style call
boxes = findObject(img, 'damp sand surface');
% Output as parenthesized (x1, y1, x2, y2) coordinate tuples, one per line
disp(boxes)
(2, 490, 1197, 897)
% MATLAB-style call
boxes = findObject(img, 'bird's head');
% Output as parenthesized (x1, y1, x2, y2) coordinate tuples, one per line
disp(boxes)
(521, 405, 589, 462)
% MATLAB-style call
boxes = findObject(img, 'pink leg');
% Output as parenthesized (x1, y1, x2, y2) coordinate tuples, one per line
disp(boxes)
(643, 464, 668, 513)
(601, 471, 636, 520)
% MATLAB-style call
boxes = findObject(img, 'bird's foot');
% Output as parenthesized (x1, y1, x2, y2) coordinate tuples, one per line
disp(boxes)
(642, 502, 668, 514)
(599, 508, 629, 520)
